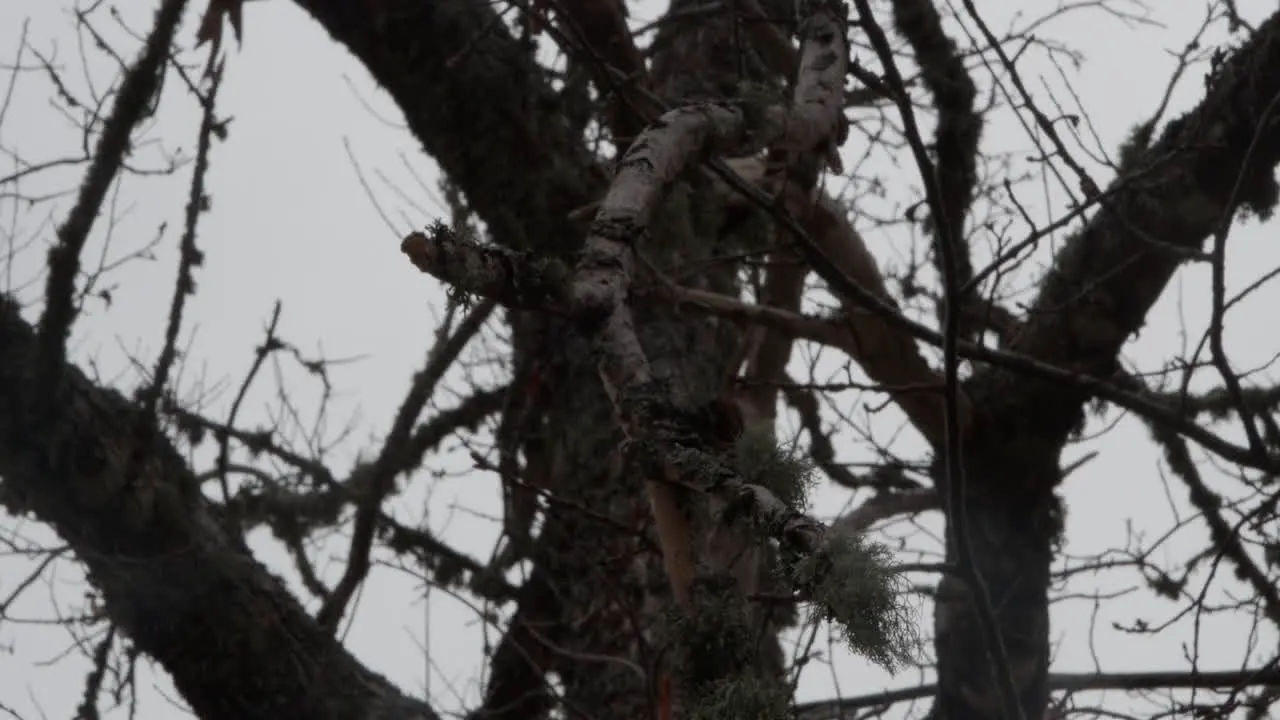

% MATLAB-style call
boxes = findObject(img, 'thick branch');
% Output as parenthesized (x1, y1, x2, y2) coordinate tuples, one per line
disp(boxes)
(553, 0, 656, 141)
(563, 0, 863, 597)
(0, 298, 438, 719)
(401, 225, 571, 309)
(402, 223, 858, 354)
(290, 0, 598, 256)
(711, 158, 972, 443)
(984, 9, 1280, 446)
(796, 666, 1280, 719)
(401, 2, 916, 570)
(468, 567, 561, 720)
(402, 216, 1280, 474)
(799, 191, 969, 444)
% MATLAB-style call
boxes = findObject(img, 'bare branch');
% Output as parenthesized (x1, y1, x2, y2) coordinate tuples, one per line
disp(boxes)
(317, 297, 496, 631)
(796, 666, 1280, 719)
(291, 0, 599, 256)
(1141, 407, 1280, 629)
(37, 0, 189, 383)
(0, 296, 441, 720)
(138, 64, 222, 418)
(834, 489, 939, 533)
(974, 7, 1280, 449)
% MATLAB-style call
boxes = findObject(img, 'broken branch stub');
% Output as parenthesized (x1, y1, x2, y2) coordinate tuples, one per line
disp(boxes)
(401, 222, 571, 310)
(570, 0, 850, 386)
(396, 0, 907, 651)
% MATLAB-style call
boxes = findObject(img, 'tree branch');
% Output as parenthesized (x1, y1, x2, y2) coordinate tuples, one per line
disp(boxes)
(973, 7, 1280, 451)
(889, 0, 981, 325)
(552, 0, 656, 142)
(402, 213, 1280, 475)
(290, 0, 598, 256)
(317, 297, 496, 631)
(37, 0, 188, 385)
(0, 297, 439, 720)
(564, 0, 873, 602)
(1139, 402, 1280, 629)
(796, 666, 1280, 719)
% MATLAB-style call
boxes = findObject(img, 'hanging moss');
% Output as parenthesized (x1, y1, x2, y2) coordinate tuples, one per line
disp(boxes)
(673, 412, 914, 683)
(688, 675, 792, 720)
(667, 576, 755, 693)
(668, 574, 794, 720)
(730, 425, 816, 511)
(784, 532, 917, 671)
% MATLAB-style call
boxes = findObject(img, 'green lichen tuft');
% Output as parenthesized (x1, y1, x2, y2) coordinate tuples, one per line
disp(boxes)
(732, 425, 816, 511)
(669, 575, 793, 720)
(668, 577, 755, 693)
(785, 533, 917, 671)
(688, 676, 792, 720)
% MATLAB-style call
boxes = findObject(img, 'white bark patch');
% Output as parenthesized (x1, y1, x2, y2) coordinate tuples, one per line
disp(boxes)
(569, 0, 856, 558)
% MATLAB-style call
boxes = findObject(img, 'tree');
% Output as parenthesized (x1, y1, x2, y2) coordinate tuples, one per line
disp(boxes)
(1, 0, 1279, 718)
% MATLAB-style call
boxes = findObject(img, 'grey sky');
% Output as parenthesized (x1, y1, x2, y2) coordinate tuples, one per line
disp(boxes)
(0, 0, 1277, 717)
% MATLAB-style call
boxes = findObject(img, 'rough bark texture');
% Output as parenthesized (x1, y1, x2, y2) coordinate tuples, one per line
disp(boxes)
(0, 299, 438, 720)
(935, 12, 1280, 719)
(538, 0, 798, 707)
(7, 1, 1280, 719)
(298, 0, 791, 715)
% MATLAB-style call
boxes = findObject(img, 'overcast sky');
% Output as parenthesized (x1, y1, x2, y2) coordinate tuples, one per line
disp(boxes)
(1, 0, 1278, 718)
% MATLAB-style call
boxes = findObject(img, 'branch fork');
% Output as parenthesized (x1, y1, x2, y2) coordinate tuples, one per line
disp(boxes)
(404, 0, 856, 583)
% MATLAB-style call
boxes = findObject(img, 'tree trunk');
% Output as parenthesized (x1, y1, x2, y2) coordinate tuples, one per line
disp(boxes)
(929, 10, 1280, 716)
(933, 374, 1062, 718)
(9, 1, 1280, 719)
(468, 0, 799, 715)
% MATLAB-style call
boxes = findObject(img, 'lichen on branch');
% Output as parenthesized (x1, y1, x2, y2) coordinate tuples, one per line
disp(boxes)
(398, 0, 911, 678)
(401, 221, 571, 309)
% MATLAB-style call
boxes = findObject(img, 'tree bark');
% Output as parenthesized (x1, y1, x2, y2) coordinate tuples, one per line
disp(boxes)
(291, 0, 600, 256)
(0, 298, 439, 720)
(935, 10, 1280, 719)
(931, 393, 1059, 719)
(8, 1, 1280, 719)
